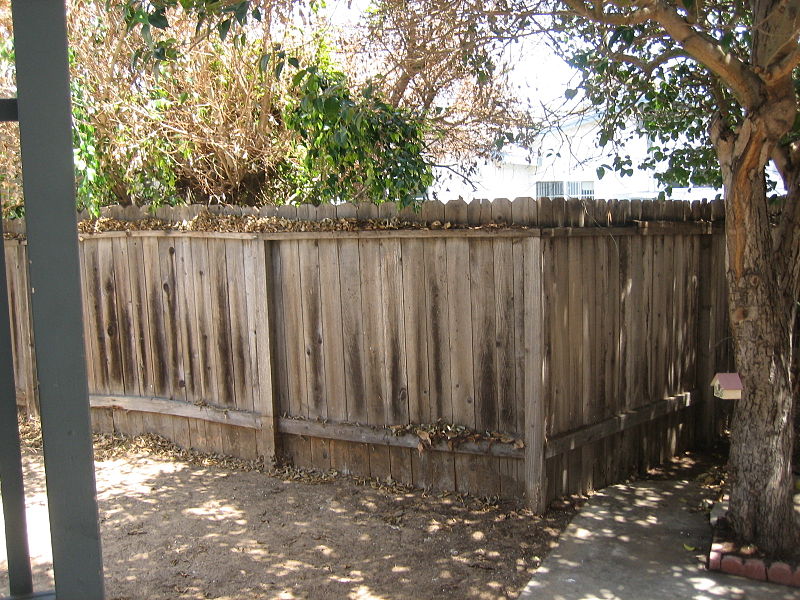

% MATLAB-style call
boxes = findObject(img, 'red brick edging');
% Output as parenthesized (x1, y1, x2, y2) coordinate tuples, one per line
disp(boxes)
(708, 537, 800, 587)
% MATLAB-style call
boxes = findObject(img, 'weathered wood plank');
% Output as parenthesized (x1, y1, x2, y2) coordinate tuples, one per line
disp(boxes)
(545, 392, 696, 458)
(224, 238, 255, 413)
(494, 239, 517, 434)
(446, 237, 475, 427)
(245, 239, 276, 460)
(424, 238, 452, 422)
(470, 238, 497, 431)
(298, 239, 326, 419)
(141, 237, 169, 398)
(157, 237, 186, 402)
(126, 238, 157, 401)
(338, 239, 368, 423)
(277, 417, 524, 457)
(83, 238, 110, 394)
(279, 240, 308, 417)
(268, 240, 290, 416)
(359, 239, 387, 425)
(379, 238, 409, 424)
(525, 237, 546, 510)
(318, 239, 347, 422)
(112, 238, 141, 397)
(389, 446, 414, 486)
(207, 238, 236, 407)
(400, 238, 430, 423)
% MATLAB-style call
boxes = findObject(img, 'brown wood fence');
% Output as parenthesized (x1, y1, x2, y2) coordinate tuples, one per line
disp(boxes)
(5, 197, 732, 508)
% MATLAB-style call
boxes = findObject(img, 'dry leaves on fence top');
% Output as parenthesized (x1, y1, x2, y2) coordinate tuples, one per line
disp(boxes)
(72, 211, 525, 235)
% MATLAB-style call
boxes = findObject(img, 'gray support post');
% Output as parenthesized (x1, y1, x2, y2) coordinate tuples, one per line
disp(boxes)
(0, 227, 33, 597)
(10, 1, 105, 598)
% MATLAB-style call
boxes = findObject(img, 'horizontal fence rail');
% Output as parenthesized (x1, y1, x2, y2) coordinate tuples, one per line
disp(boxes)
(5, 198, 733, 506)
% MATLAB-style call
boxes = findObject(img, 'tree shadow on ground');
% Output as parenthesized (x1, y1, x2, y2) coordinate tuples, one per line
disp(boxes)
(2, 445, 574, 600)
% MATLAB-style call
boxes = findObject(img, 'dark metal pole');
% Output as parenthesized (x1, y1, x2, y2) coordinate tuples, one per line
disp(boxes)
(10, 1, 105, 598)
(0, 224, 33, 597)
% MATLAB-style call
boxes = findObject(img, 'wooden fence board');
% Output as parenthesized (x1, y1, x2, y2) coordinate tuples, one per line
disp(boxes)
(494, 239, 516, 433)
(188, 239, 217, 421)
(157, 237, 186, 403)
(359, 239, 387, 425)
(141, 237, 169, 399)
(338, 239, 368, 423)
(83, 239, 109, 394)
(99, 240, 125, 394)
(379, 239, 409, 425)
(318, 239, 347, 422)
(269, 241, 290, 416)
(225, 238, 255, 413)
(446, 237, 475, 427)
(424, 238, 452, 422)
(279, 240, 308, 417)
(400, 238, 430, 423)
(298, 239, 326, 419)
(512, 238, 527, 435)
(245, 239, 276, 459)
(207, 238, 236, 407)
(470, 239, 497, 431)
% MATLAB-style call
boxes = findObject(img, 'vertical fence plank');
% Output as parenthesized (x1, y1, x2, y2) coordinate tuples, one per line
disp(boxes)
(268, 241, 290, 418)
(338, 239, 367, 424)
(208, 238, 236, 408)
(225, 239, 255, 413)
(181, 238, 208, 450)
(494, 239, 516, 434)
(141, 237, 169, 399)
(359, 238, 387, 426)
(83, 239, 109, 395)
(221, 239, 256, 458)
(246, 239, 276, 460)
(318, 240, 346, 422)
(98, 239, 124, 395)
(298, 239, 326, 419)
(510, 238, 527, 436)
(525, 237, 546, 511)
(446, 237, 475, 427)
(280, 240, 308, 418)
(424, 238, 452, 422)
(158, 237, 187, 404)
(470, 239, 497, 431)
(379, 239, 408, 424)
(400, 238, 430, 424)
(140, 237, 174, 439)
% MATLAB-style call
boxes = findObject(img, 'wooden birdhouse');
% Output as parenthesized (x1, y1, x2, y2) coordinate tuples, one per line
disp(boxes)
(711, 372, 742, 400)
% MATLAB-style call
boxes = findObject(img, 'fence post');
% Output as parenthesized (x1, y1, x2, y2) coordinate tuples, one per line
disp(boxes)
(525, 236, 547, 512)
(696, 232, 716, 446)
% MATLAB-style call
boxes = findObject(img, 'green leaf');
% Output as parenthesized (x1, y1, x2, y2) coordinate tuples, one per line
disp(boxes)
(217, 19, 232, 42)
(564, 88, 578, 100)
(147, 9, 169, 30)
(596, 166, 605, 180)
(323, 96, 341, 120)
(258, 53, 271, 73)
(288, 56, 300, 69)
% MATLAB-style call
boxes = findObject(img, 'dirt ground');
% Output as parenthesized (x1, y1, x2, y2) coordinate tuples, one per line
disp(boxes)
(1, 421, 577, 600)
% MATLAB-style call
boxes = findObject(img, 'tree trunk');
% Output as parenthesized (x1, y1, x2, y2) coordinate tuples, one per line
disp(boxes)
(717, 115, 799, 557)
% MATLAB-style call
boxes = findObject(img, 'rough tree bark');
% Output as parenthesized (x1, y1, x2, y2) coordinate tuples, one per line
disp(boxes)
(713, 98, 799, 556)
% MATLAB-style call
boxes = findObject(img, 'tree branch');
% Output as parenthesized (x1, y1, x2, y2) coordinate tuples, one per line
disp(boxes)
(563, 0, 763, 109)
